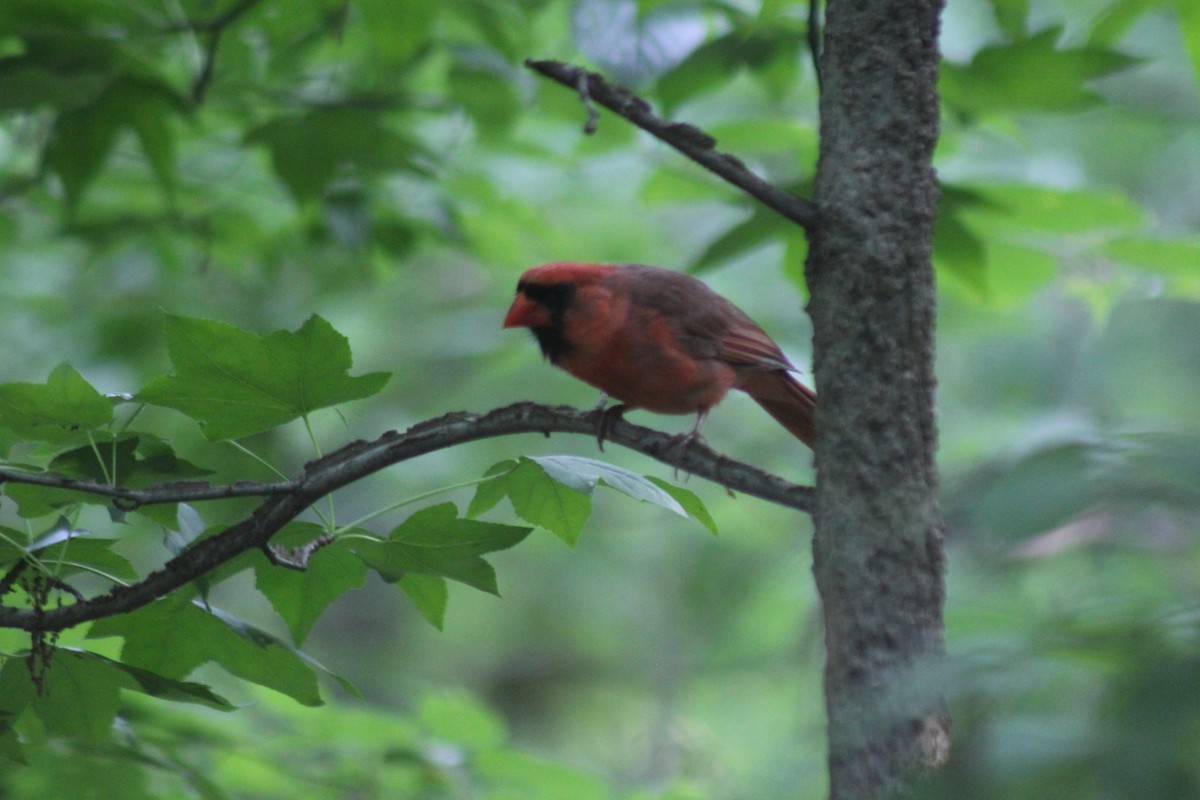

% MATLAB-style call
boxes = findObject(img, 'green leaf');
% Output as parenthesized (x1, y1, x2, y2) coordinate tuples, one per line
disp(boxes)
(0, 57, 107, 112)
(940, 26, 1141, 117)
(656, 34, 744, 112)
(466, 460, 516, 518)
(137, 314, 390, 441)
(1178, 0, 1200, 87)
(448, 61, 520, 141)
(691, 208, 793, 274)
(419, 690, 506, 750)
(990, 0, 1029, 38)
(348, 503, 531, 594)
(97, 652, 234, 710)
(12, 520, 138, 582)
(88, 594, 325, 706)
(20, 648, 233, 712)
(41, 102, 119, 214)
(399, 574, 448, 630)
(245, 108, 420, 203)
(478, 458, 593, 546)
(640, 166, 737, 205)
(33, 649, 124, 741)
(0, 363, 112, 444)
(41, 75, 186, 211)
(471, 456, 711, 543)
(353, 0, 440, 66)
(531, 455, 688, 517)
(1103, 236, 1200, 294)
(646, 476, 719, 534)
(1088, 0, 1161, 46)
(254, 523, 368, 645)
(962, 183, 1144, 234)
(967, 439, 1105, 541)
(705, 119, 817, 161)
(475, 748, 610, 800)
(3, 433, 211, 518)
(978, 242, 1059, 308)
(934, 186, 995, 299)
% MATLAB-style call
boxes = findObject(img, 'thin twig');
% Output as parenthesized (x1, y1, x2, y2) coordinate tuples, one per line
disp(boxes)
(524, 59, 818, 231)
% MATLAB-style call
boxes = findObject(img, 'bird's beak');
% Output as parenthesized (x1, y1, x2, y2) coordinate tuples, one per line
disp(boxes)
(503, 294, 550, 328)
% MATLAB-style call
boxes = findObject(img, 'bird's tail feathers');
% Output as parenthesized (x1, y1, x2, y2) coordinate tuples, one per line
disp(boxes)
(740, 370, 817, 448)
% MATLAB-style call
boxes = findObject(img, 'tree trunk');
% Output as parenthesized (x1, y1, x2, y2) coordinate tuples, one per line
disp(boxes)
(805, 1, 948, 797)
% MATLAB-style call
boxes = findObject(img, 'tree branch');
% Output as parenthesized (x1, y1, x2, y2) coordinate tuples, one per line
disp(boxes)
(0, 469, 297, 508)
(0, 402, 812, 633)
(524, 59, 819, 231)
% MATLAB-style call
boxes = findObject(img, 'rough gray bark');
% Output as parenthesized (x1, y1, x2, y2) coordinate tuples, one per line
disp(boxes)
(805, 1, 948, 797)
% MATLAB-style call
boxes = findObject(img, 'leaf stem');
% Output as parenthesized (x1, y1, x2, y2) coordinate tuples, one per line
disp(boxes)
(85, 431, 114, 486)
(333, 476, 492, 536)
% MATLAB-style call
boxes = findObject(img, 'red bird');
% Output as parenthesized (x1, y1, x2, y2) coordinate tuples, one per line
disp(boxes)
(503, 262, 816, 448)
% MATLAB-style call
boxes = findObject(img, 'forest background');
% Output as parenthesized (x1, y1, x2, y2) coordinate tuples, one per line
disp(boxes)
(0, 0, 1198, 797)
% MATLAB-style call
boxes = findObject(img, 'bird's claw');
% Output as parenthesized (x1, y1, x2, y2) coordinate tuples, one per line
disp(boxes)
(664, 431, 703, 479)
(585, 403, 628, 452)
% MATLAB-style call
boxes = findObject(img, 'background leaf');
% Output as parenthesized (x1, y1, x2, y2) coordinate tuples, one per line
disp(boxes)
(137, 315, 390, 441)
(0, 364, 112, 444)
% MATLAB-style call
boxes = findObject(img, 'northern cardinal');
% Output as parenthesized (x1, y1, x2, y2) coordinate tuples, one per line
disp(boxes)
(503, 262, 816, 448)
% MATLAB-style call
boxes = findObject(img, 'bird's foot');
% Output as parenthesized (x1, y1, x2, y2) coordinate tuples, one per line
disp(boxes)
(663, 430, 703, 480)
(585, 402, 629, 452)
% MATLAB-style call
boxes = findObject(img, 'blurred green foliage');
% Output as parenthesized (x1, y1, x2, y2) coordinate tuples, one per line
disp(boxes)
(0, 0, 1198, 797)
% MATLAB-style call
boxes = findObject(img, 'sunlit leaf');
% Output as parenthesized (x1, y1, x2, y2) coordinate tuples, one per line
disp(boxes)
(137, 314, 390, 441)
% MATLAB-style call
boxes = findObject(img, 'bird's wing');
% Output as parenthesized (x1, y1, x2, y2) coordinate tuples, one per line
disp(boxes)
(717, 323, 796, 372)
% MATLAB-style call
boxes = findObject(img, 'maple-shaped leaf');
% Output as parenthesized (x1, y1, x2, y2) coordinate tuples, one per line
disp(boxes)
(940, 26, 1141, 117)
(349, 503, 531, 595)
(0, 363, 112, 444)
(137, 314, 390, 441)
